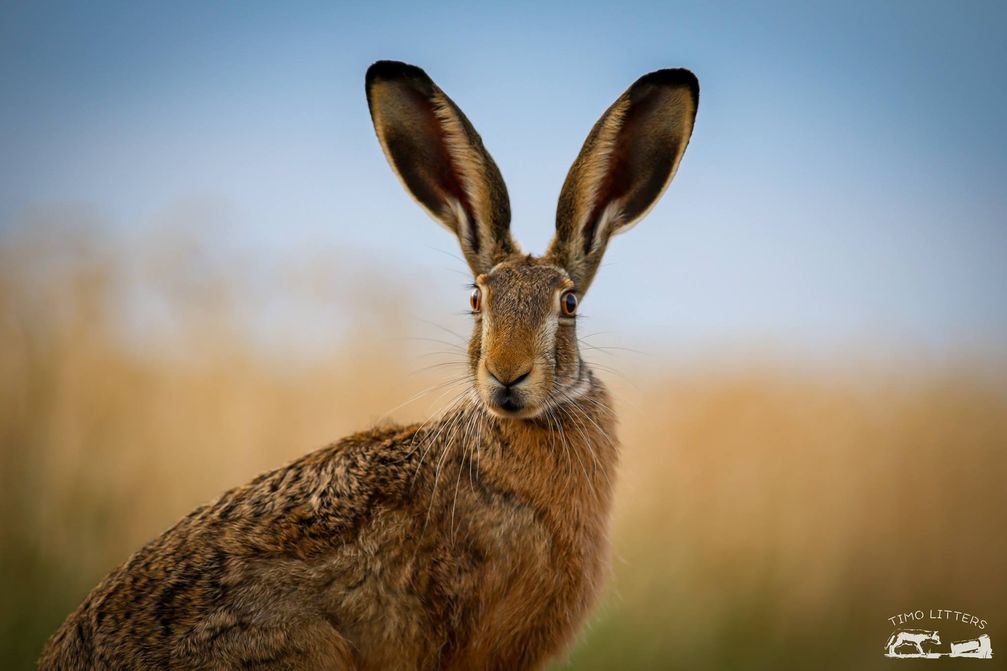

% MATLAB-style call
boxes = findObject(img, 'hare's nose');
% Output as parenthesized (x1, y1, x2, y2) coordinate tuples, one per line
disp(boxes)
(486, 364, 531, 388)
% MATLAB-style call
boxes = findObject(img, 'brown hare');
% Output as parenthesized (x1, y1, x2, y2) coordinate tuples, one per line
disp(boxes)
(39, 60, 698, 670)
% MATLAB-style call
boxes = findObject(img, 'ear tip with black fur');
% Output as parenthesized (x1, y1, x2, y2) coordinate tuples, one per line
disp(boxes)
(635, 68, 700, 102)
(365, 60, 432, 88)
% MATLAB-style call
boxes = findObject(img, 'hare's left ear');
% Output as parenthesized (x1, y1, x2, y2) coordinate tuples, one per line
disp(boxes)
(547, 69, 699, 293)
(366, 60, 518, 276)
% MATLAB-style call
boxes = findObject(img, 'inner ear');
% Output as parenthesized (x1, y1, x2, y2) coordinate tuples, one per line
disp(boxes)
(366, 61, 519, 275)
(603, 90, 684, 229)
(548, 68, 699, 294)
(377, 81, 470, 226)
(580, 79, 697, 253)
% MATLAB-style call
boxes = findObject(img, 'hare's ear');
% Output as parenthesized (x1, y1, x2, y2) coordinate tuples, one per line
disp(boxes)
(366, 60, 518, 275)
(547, 68, 698, 293)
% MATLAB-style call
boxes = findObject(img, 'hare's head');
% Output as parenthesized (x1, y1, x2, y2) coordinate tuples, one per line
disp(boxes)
(366, 61, 698, 419)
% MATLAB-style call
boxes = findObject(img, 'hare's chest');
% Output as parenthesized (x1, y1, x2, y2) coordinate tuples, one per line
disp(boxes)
(446, 495, 609, 668)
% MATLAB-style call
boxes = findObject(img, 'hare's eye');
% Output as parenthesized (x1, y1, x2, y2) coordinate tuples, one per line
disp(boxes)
(560, 291, 578, 317)
(470, 287, 482, 313)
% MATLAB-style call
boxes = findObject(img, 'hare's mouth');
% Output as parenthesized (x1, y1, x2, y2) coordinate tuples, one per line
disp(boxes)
(484, 387, 542, 419)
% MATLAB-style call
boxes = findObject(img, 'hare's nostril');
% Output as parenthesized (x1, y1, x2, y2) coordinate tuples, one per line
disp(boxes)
(509, 370, 530, 387)
(486, 365, 532, 388)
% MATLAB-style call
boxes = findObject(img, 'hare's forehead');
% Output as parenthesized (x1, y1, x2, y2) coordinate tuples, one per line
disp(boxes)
(481, 260, 571, 298)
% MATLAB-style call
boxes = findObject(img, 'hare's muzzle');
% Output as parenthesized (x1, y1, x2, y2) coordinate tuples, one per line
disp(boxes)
(482, 362, 537, 417)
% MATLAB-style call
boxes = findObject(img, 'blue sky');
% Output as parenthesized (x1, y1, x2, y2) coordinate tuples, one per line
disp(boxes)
(1, 1, 1005, 360)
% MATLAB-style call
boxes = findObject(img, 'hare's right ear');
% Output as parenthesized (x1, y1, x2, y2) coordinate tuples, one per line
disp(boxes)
(366, 61, 518, 276)
(547, 69, 699, 294)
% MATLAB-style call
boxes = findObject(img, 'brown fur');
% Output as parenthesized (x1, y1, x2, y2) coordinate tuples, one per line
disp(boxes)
(39, 60, 698, 670)
(40, 384, 616, 670)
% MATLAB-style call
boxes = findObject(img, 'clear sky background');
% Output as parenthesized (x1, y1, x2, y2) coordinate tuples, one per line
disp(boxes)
(2, 1, 1005, 362)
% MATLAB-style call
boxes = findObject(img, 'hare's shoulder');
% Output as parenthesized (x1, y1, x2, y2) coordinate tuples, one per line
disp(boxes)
(194, 421, 424, 556)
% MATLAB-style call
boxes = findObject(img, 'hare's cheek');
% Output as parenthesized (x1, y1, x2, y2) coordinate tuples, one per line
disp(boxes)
(468, 322, 484, 366)
(553, 324, 578, 374)
(468, 335, 481, 363)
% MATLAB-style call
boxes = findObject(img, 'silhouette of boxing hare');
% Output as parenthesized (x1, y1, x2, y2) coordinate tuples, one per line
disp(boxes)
(40, 60, 698, 670)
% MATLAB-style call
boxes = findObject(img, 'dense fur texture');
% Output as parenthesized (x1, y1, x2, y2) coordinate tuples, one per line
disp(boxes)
(40, 60, 697, 670)
(39, 387, 616, 670)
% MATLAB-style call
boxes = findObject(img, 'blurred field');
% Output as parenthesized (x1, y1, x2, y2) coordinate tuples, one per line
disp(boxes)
(1, 223, 1005, 670)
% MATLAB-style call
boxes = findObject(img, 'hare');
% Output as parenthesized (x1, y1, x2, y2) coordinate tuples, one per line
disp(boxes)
(39, 60, 698, 670)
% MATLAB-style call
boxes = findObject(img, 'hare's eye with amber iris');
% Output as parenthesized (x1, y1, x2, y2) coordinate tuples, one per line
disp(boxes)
(561, 291, 578, 317)
(470, 287, 482, 313)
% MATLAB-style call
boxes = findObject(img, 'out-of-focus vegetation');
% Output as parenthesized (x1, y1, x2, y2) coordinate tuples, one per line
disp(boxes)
(1, 222, 1004, 669)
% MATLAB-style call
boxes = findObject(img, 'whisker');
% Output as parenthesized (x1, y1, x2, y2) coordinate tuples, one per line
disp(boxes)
(578, 341, 648, 356)
(410, 360, 471, 375)
(410, 316, 469, 343)
(376, 376, 471, 425)
(401, 336, 468, 352)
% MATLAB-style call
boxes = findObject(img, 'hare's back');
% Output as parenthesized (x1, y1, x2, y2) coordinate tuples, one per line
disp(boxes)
(38, 423, 425, 670)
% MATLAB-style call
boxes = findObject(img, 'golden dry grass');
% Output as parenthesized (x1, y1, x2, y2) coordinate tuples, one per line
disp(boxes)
(1, 224, 1005, 669)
